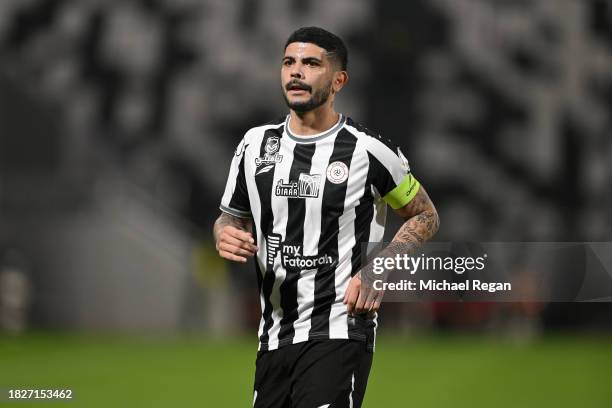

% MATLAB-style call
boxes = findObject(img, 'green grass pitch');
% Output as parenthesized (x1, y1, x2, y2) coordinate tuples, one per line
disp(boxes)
(1, 333, 611, 407)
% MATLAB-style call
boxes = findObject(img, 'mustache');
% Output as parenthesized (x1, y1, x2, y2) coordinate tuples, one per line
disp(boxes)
(285, 80, 311, 92)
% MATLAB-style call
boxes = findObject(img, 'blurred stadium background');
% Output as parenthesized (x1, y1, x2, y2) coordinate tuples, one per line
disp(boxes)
(1, 0, 611, 406)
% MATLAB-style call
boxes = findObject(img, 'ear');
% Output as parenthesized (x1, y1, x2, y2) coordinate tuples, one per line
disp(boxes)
(332, 70, 349, 93)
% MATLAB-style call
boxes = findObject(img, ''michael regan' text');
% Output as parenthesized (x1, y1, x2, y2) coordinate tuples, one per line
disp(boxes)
(373, 279, 512, 293)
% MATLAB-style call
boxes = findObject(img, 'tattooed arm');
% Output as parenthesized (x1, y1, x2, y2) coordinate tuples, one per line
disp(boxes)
(390, 186, 440, 248)
(213, 212, 258, 263)
(344, 186, 440, 314)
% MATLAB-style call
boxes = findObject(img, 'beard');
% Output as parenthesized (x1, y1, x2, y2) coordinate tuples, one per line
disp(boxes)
(283, 80, 332, 113)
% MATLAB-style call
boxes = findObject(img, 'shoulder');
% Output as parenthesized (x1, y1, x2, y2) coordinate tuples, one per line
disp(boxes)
(243, 116, 286, 140)
(232, 117, 285, 156)
(233, 117, 285, 154)
(343, 117, 398, 152)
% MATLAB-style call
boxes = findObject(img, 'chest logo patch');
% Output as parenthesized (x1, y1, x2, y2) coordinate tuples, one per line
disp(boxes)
(326, 161, 349, 184)
(255, 136, 283, 169)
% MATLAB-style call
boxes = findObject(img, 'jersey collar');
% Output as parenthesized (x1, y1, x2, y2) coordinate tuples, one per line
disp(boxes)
(284, 114, 345, 143)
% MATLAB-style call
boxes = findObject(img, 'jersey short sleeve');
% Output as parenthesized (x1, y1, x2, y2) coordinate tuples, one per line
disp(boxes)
(219, 137, 251, 218)
(365, 137, 421, 210)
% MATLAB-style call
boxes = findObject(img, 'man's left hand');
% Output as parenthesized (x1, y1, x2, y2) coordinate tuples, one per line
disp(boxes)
(343, 272, 384, 315)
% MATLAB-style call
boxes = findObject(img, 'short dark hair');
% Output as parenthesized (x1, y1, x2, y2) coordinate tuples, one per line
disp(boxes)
(284, 26, 348, 71)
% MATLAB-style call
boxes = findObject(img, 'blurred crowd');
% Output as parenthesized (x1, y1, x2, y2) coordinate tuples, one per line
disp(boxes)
(1, 0, 611, 334)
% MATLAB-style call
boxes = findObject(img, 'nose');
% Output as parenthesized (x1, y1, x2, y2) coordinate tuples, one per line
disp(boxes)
(290, 63, 303, 79)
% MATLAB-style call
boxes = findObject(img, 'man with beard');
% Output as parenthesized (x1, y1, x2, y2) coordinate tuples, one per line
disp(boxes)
(214, 27, 439, 408)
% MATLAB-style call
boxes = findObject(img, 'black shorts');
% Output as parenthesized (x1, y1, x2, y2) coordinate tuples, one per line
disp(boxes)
(253, 339, 373, 408)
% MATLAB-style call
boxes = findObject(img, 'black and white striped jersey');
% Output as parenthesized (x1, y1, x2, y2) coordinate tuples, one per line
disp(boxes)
(220, 114, 420, 351)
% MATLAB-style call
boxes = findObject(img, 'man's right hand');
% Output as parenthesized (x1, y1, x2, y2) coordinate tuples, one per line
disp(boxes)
(215, 223, 258, 263)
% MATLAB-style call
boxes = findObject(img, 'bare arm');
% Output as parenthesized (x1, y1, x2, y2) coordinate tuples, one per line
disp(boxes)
(344, 186, 440, 314)
(390, 185, 440, 248)
(213, 212, 258, 263)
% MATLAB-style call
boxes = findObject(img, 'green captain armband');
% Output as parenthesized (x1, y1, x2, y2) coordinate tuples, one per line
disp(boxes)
(383, 174, 421, 209)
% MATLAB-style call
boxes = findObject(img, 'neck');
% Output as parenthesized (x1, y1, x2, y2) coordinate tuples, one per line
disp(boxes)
(288, 104, 340, 136)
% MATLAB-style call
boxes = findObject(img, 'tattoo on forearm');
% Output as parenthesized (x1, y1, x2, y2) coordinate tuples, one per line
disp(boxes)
(393, 211, 438, 245)
(392, 188, 440, 247)
(358, 187, 439, 283)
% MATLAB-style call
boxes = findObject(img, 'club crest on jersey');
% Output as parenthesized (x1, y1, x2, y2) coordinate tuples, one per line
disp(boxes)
(326, 161, 349, 184)
(275, 173, 321, 198)
(255, 137, 283, 175)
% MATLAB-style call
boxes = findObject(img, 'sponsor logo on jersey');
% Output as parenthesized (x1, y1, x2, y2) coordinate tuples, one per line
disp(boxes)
(266, 234, 336, 269)
(275, 173, 321, 198)
(255, 137, 283, 174)
(326, 161, 349, 184)
(266, 233, 282, 266)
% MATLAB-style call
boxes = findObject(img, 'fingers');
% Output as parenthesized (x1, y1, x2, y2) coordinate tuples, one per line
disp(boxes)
(222, 227, 258, 252)
(344, 285, 357, 314)
(371, 294, 383, 312)
(220, 233, 254, 251)
(227, 226, 256, 245)
(354, 288, 367, 314)
(216, 226, 258, 263)
(217, 241, 256, 257)
(343, 280, 352, 303)
(343, 273, 361, 303)
(365, 289, 384, 313)
(343, 275, 360, 314)
(218, 249, 247, 263)
(363, 289, 377, 313)
(349, 275, 384, 314)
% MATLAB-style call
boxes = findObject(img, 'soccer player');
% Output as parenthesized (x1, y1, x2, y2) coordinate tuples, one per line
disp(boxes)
(214, 27, 439, 408)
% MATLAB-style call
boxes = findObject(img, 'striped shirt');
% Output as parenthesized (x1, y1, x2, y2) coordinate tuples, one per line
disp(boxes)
(220, 114, 420, 351)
